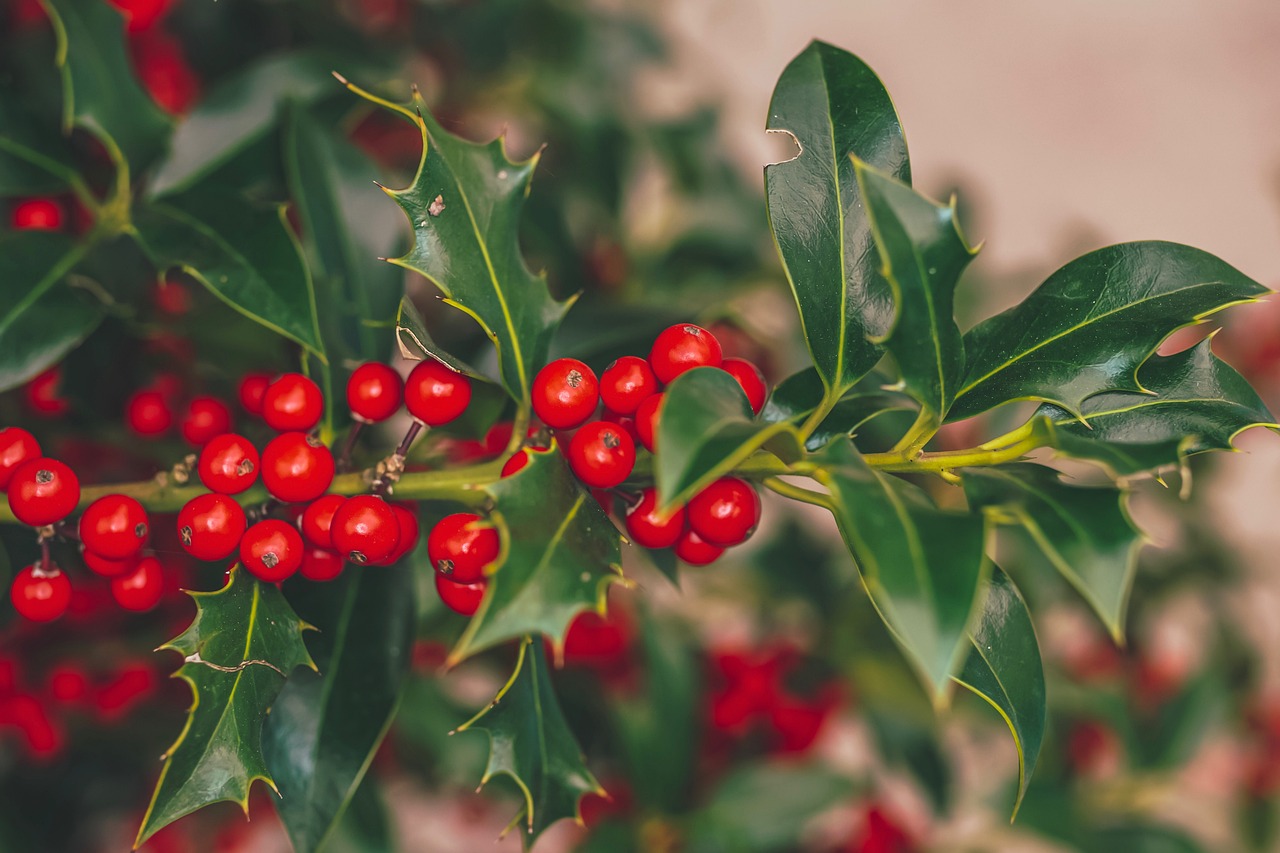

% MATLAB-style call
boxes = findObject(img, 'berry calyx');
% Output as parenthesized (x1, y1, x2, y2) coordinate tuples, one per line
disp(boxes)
(674, 528, 724, 566)
(300, 494, 346, 549)
(435, 573, 486, 617)
(599, 356, 659, 415)
(239, 519, 304, 582)
(110, 557, 164, 612)
(10, 565, 71, 622)
(427, 513, 499, 585)
(7, 458, 80, 526)
(125, 389, 173, 437)
(624, 488, 686, 550)
(635, 392, 664, 453)
(261, 432, 335, 504)
(238, 373, 271, 415)
(330, 495, 401, 565)
(78, 495, 149, 559)
(687, 477, 760, 546)
(532, 358, 600, 430)
(404, 360, 472, 426)
(177, 493, 246, 561)
(567, 421, 636, 489)
(721, 357, 768, 415)
(0, 428, 41, 490)
(347, 363, 404, 423)
(197, 433, 260, 495)
(500, 446, 548, 478)
(83, 549, 137, 578)
(180, 396, 232, 446)
(261, 373, 324, 432)
(300, 547, 345, 582)
(11, 198, 64, 231)
(648, 323, 722, 384)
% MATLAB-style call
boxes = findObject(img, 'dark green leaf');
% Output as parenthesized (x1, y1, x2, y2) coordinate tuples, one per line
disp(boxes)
(1039, 338, 1277, 476)
(136, 569, 316, 848)
(43, 0, 171, 171)
(448, 444, 624, 664)
(761, 366, 917, 452)
(815, 437, 990, 703)
(963, 464, 1144, 639)
(395, 296, 490, 380)
(133, 188, 325, 357)
(951, 242, 1267, 421)
(656, 367, 802, 509)
(455, 637, 602, 841)
(764, 40, 910, 399)
(854, 160, 974, 428)
(262, 566, 415, 853)
(0, 95, 78, 196)
(955, 565, 1046, 818)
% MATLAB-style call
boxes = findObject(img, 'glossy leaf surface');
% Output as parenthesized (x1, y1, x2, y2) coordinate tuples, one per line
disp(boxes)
(136, 569, 316, 847)
(761, 366, 916, 451)
(764, 40, 910, 398)
(951, 242, 1267, 420)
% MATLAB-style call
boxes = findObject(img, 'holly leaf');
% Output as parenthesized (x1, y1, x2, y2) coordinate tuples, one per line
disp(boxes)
(262, 565, 415, 853)
(815, 437, 990, 704)
(963, 464, 1146, 640)
(447, 444, 624, 665)
(135, 569, 316, 849)
(853, 160, 975, 428)
(656, 367, 803, 509)
(395, 295, 491, 380)
(348, 82, 572, 407)
(133, 187, 326, 357)
(954, 565, 1046, 819)
(0, 95, 78, 196)
(761, 366, 917, 452)
(42, 0, 172, 172)
(764, 40, 910, 400)
(950, 242, 1267, 421)
(1038, 338, 1278, 477)
(455, 636, 602, 842)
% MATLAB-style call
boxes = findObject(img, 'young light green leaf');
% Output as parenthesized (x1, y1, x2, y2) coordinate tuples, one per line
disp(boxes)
(455, 636, 603, 842)
(963, 464, 1146, 640)
(262, 566, 415, 853)
(954, 565, 1046, 819)
(135, 569, 316, 849)
(815, 437, 990, 704)
(447, 444, 625, 666)
(1038, 338, 1278, 477)
(951, 242, 1268, 421)
(656, 367, 803, 510)
(853, 159, 975, 429)
(765, 40, 910, 399)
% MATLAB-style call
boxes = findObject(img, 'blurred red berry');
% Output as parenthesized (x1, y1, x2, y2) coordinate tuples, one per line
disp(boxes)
(180, 396, 232, 446)
(10, 197, 63, 231)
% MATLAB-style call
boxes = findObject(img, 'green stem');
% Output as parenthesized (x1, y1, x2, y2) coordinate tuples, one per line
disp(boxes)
(796, 391, 839, 443)
(762, 477, 830, 508)
(864, 433, 1046, 473)
(889, 408, 936, 458)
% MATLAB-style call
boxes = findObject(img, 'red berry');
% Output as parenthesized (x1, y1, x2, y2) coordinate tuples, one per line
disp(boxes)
(240, 519, 304, 582)
(107, 0, 173, 31)
(674, 528, 723, 566)
(78, 495, 149, 559)
(125, 389, 173, 437)
(532, 358, 599, 429)
(151, 279, 191, 316)
(131, 33, 200, 114)
(300, 547, 345, 582)
(378, 502, 421, 565)
(435, 573, 486, 616)
(238, 373, 271, 415)
(24, 367, 70, 417)
(110, 557, 164, 612)
(261, 373, 323, 432)
(648, 324, 722, 384)
(11, 198, 64, 231)
(500, 446, 548, 478)
(48, 665, 89, 703)
(330, 495, 401, 565)
(635, 393, 664, 453)
(688, 477, 760, 546)
(347, 363, 404, 423)
(10, 566, 71, 622)
(7, 459, 79, 526)
(721, 358, 767, 415)
(177, 493, 246, 561)
(300, 494, 346, 549)
(599, 356, 659, 415)
(197, 434, 260, 495)
(601, 409, 641, 446)
(427, 513, 500, 584)
(180, 396, 232, 446)
(624, 488, 686, 550)
(0, 428, 41, 490)
(82, 549, 137, 578)
(567, 421, 636, 489)
(261, 432, 335, 503)
(404, 360, 472, 426)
